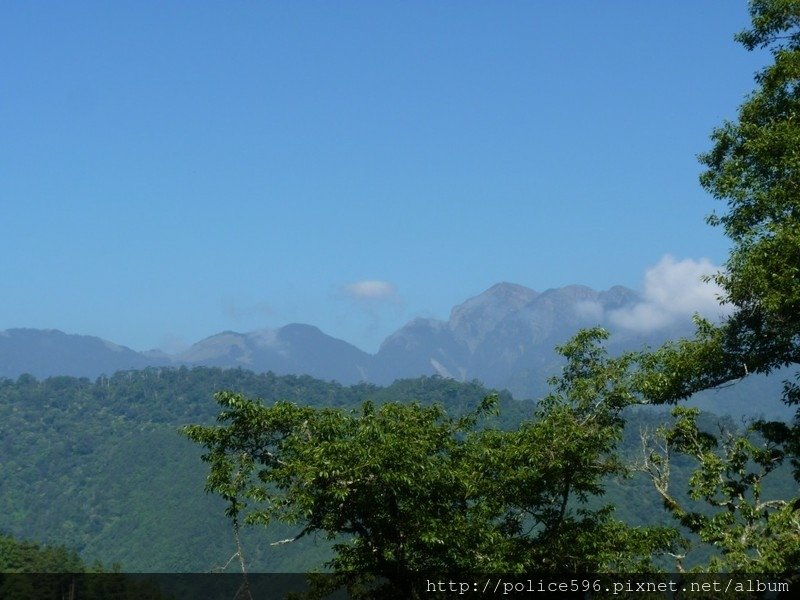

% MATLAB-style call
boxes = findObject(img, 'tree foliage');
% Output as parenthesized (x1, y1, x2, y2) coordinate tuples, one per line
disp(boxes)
(638, 408, 799, 573)
(184, 329, 679, 595)
(641, 0, 800, 400)
(0, 532, 171, 600)
(632, 0, 800, 575)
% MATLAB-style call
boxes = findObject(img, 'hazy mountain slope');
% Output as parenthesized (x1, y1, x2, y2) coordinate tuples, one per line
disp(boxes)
(370, 318, 468, 384)
(374, 284, 644, 400)
(450, 282, 540, 351)
(175, 323, 372, 384)
(1, 283, 793, 418)
(0, 329, 164, 379)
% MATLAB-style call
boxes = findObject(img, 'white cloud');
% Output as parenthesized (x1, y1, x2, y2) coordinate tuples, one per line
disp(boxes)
(609, 255, 729, 333)
(574, 299, 604, 322)
(343, 280, 400, 303)
(338, 280, 404, 350)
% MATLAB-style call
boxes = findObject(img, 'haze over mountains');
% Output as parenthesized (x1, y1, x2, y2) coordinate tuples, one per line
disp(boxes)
(0, 279, 790, 418)
(0, 281, 705, 391)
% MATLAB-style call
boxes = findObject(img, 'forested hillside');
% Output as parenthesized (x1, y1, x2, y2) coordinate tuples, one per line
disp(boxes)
(0, 532, 179, 599)
(1, 365, 793, 576)
(0, 367, 530, 571)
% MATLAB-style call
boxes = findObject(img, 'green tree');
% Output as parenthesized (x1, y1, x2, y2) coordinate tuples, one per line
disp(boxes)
(633, 0, 800, 575)
(184, 329, 678, 597)
(185, 391, 508, 599)
(471, 330, 682, 574)
(637, 0, 800, 419)
(637, 407, 799, 573)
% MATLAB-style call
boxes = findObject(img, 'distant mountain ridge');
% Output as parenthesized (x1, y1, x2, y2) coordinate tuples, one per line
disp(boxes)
(3, 282, 642, 391)
(175, 323, 372, 384)
(372, 283, 646, 398)
(0, 328, 165, 379)
(3, 282, 787, 417)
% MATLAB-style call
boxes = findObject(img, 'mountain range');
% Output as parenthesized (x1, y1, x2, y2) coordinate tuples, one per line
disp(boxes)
(0, 282, 787, 417)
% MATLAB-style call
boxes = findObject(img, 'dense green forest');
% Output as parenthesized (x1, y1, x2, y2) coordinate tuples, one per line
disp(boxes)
(0, 367, 536, 572)
(0, 365, 793, 576)
(0, 532, 177, 599)
(0, 531, 97, 573)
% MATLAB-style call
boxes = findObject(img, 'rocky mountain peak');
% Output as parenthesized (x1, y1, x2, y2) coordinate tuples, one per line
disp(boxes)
(449, 282, 539, 351)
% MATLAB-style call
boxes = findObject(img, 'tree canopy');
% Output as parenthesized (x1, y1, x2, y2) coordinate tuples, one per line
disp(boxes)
(638, 0, 800, 407)
(631, 0, 800, 576)
(184, 330, 680, 596)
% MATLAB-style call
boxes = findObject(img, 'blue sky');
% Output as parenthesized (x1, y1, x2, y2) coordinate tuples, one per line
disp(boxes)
(0, 2, 768, 353)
